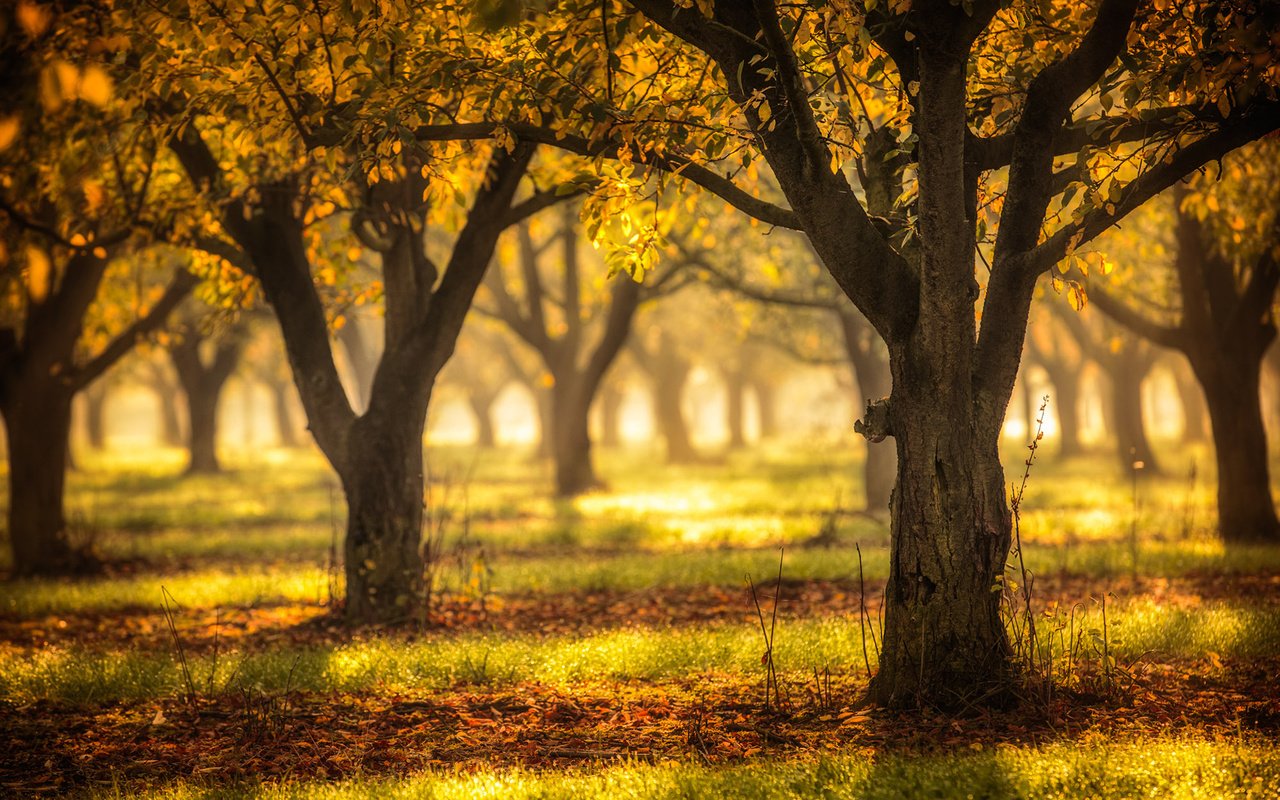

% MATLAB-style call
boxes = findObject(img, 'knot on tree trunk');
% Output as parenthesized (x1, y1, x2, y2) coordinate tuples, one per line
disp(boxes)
(854, 397, 893, 443)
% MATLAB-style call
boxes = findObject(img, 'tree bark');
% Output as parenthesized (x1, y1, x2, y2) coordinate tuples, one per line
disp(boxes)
(838, 308, 895, 512)
(4, 386, 77, 574)
(550, 376, 601, 495)
(340, 411, 427, 621)
(82, 382, 108, 450)
(869, 348, 1012, 707)
(1199, 357, 1279, 542)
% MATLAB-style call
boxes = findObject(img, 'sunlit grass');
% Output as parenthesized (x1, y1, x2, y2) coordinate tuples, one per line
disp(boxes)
(0, 565, 331, 616)
(3, 600, 1278, 703)
(79, 737, 1280, 799)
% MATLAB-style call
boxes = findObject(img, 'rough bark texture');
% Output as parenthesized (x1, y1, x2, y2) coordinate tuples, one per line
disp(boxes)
(340, 412, 427, 621)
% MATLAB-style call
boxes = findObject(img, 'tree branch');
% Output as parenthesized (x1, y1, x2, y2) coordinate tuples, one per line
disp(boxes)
(72, 269, 199, 390)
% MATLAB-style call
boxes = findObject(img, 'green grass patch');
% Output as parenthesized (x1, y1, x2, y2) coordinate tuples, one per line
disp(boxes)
(4, 600, 1279, 704)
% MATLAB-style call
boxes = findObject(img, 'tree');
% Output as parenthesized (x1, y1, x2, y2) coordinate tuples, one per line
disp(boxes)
(450, 0, 1280, 705)
(0, 6, 195, 573)
(166, 308, 247, 474)
(1054, 304, 1163, 475)
(1087, 176, 1279, 543)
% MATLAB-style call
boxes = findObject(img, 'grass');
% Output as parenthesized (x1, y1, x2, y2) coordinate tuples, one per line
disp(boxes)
(82, 737, 1280, 799)
(2, 438, 1278, 797)
(3, 599, 1278, 703)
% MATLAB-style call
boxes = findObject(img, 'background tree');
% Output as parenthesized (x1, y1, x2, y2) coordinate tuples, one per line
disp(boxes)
(0, 6, 195, 573)
(1086, 167, 1280, 543)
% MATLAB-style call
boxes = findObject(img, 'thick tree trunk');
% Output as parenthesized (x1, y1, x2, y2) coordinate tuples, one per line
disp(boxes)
(4, 388, 78, 575)
(340, 412, 426, 623)
(868, 372, 1012, 708)
(1196, 356, 1279, 543)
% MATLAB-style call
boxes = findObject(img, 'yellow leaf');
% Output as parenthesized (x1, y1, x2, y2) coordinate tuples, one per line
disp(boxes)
(79, 65, 113, 107)
(0, 117, 19, 151)
(17, 1, 52, 36)
(69, 233, 87, 247)
(25, 245, 51, 303)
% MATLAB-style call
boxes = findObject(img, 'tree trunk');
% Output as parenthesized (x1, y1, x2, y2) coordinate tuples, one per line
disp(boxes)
(839, 309, 895, 512)
(467, 390, 497, 448)
(1194, 354, 1279, 543)
(340, 412, 426, 622)
(170, 334, 242, 475)
(156, 381, 184, 447)
(82, 383, 108, 450)
(651, 361, 698, 463)
(4, 387, 78, 575)
(267, 375, 302, 448)
(1172, 361, 1210, 446)
(551, 377, 601, 495)
(750, 379, 778, 440)
(868, 363, 1012, 708)
(185, 386, 221, 473)
(598, 381, 624, 448)
(724, 367, 746, 449)
(1106, 353, 1160, 476)
(1039, 360, 1083, 458)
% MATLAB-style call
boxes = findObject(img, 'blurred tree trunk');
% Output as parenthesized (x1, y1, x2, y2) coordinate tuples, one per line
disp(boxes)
(749, 377, 778, 440)
(82, 381, 109, 450)
(635, 330, 700, 464)
(724, 365, 747, 449)
(169, 327, 244, 475)
(1171, 359, 1209, 445)
(598, 380, 624, 448)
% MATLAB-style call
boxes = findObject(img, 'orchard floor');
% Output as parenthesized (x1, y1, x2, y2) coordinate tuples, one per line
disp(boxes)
(1, 440, 1279, 798)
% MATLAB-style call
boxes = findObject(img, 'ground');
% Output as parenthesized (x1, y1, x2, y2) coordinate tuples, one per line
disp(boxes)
(1, 438, 1279, 798)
